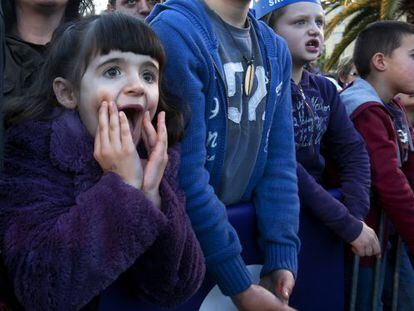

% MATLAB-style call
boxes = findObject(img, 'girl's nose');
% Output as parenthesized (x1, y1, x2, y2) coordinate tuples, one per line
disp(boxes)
(124, 75, 145, 96)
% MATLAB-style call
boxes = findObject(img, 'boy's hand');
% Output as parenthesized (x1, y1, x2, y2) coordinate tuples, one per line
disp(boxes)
(350, 221, 381, 257)
(259, 269, 295, 304)
(141, 111, 168, 209)
(232, 285, 296, 311)
(94, 101, 143, 189)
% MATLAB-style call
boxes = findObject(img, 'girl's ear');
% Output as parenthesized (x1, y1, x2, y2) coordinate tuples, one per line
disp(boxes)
(53, 77, 77, 109)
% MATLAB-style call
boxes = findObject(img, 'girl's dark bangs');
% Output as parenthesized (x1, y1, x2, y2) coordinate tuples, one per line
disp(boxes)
(90, 13, 165, 67)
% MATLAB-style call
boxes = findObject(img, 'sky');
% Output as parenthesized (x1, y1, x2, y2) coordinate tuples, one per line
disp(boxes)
(94, 0, 108, 13)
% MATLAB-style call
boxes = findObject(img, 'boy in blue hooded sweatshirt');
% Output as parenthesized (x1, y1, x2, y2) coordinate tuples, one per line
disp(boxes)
(255, 0, 380, 310)
(148, 0, 299, 310)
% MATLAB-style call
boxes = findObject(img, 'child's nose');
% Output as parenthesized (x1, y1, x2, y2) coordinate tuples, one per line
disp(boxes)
(124, 75, 145, 96)
(137, 0, 150, 15)
(308, 25, 320, 36)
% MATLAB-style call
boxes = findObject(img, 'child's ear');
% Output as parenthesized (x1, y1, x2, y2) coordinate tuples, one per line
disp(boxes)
(371, 52, 387, 72)
(53, 77, 77, 109)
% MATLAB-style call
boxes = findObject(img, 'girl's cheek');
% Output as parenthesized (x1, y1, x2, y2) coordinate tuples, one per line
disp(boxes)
(149, 96, 159, 120)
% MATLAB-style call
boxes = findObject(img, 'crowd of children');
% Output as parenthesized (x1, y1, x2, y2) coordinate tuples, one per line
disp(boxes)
(0, 0, 414, 310)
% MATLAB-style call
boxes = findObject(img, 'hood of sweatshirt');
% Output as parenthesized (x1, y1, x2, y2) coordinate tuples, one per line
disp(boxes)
(340, 77, 384, 117)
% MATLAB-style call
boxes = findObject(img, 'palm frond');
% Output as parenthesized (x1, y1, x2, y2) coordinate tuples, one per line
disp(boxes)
(343, 7, 376, 35)
(324, 0, 375, 40)
(380, 0, 402, 19)
(325, 3, 342, 16)
(324, 14, 378, 71)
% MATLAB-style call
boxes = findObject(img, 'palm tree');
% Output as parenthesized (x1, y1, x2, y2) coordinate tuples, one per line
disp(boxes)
(400, 0, 414, 23)
(322, 0, 407, 72)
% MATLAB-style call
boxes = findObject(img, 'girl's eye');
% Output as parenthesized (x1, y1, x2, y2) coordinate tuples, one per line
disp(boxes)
(142, 71, 157, 83)
(295, 19, 306, 26)
(316, 19, 324, 27)
(104, 66, 121, 78)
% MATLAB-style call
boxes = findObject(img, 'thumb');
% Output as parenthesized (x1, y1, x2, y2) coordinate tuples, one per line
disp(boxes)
(280, 276, 294, 299)
(282, 286, 290, 299)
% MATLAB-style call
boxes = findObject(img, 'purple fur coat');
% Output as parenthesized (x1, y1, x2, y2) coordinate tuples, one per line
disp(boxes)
(0, 109, 205, 310)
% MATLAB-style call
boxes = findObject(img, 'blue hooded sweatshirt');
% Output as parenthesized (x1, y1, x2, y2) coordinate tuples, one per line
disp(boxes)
(293, 71, 371, 242)
(148, 0, 300, 296)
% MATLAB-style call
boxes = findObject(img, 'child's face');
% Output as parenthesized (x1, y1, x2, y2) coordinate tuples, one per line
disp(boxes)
(79, 50, 159, 145)
(340, 64, 359, 87)
(274, 2, 324, 67)
(385, 34, 414, 95)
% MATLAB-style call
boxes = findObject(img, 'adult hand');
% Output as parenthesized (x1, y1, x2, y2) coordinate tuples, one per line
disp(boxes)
(141, 111, 168, 208)
(94, 101, 143, 189)
(259, 269, 295, 304)
(232, 284, 296, 311)
(350, 221, 381, 257)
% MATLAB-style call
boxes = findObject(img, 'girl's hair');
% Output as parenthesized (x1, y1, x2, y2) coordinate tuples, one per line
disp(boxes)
(2, 0, 95, 34)
(5, 13, 184, 145)
(261, 7, 288, 29)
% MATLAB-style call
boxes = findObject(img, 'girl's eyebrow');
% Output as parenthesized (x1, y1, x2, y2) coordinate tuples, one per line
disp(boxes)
(96, 58, 125, 70)
(143, 61, 159, 70)
(96, 58, 159, 70)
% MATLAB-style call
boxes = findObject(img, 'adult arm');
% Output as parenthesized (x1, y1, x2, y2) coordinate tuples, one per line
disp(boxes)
(150, 16, 251, 296)
(254, 39, 300, 278)
(353, 106, 414, 255)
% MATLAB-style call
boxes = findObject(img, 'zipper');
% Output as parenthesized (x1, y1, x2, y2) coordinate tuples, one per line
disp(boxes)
(212, 61, 230, 116)
(298, 84, 316, 159)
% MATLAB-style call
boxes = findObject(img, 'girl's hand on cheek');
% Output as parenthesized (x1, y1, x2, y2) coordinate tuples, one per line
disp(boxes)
(141, 111, 168, 209)
(94, 101, 143, 189)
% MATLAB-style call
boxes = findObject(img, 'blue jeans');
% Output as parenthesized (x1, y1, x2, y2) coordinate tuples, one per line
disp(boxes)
(383, 241, 414, 311)
(353, 257, 386, 311)
(351, 238, 414, 311)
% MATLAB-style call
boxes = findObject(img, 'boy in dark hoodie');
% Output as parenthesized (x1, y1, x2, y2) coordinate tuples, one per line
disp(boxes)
(254, 1, 380, 310)
(340, 21, 414, 311)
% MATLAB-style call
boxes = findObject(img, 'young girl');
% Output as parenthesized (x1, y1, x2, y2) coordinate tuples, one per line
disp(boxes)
(254, 0, 381, 310)
(0, 13, 205, 310)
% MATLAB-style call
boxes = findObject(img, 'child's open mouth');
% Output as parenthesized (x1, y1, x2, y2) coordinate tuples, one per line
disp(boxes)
(305, 39, 320, 53)
(118, 104, 144, 144)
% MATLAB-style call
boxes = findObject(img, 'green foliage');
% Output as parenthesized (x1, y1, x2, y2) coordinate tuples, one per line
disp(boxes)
(323, 0, 410, 72)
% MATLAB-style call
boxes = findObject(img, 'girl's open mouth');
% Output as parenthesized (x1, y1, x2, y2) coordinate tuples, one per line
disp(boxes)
(118, 104, 145, 144)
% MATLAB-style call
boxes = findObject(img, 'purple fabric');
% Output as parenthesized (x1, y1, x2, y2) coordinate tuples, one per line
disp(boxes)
(0, 109, 205, 310)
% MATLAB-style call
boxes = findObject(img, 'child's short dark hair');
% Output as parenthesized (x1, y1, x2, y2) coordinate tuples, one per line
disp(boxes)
(354, 20, 414, 79)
